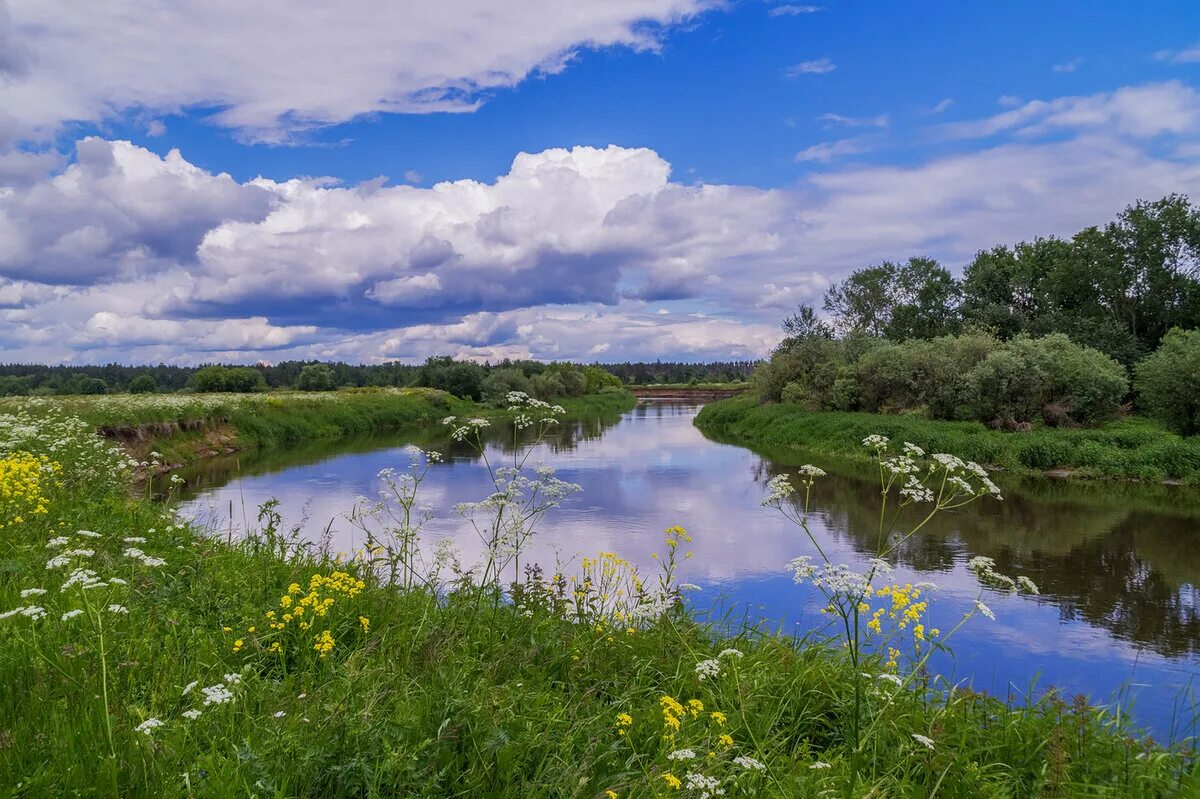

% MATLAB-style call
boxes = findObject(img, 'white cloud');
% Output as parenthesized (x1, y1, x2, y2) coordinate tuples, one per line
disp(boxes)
(1155, 42, 1200, 64)
(928, 98, 954, 114)
(1052, 57, 1083, 73)
(0, 0, 716, 143)
(795, 137, 873, 162)
(783, 58, 836, 77)
(818, 113, 889, 128)
(4, 82, 1200, 363)
(768, 4, 822, 16)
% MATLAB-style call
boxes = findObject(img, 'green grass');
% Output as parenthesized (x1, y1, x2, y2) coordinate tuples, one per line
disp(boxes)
(0, 389, 636, 470)
(696, 398, 1200, 484)
(1, 397, 1198, 797)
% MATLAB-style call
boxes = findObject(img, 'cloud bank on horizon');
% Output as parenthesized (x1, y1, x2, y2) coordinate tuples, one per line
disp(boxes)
(1, 1, 1199, 364)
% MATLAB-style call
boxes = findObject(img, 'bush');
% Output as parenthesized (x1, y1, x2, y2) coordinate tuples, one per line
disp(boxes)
(1136, 328, 1200, 435)
(296, 364, 336, 391)
(530, 372, 565, 401)
(583, 366, 622, 394)
(73, 377, 107, 395)
(1011, 334, 1127, 425)
(964, 349, 1045, 425)
(128, 374, 157, 394)
(481, 368, 533, 406)
(190, 365, 267, 393)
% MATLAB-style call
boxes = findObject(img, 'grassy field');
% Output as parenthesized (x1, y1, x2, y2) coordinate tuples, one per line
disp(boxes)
(696, 397, 1200, 484)
(0, 395, 1197, 796)
(0, 388, 636, 470)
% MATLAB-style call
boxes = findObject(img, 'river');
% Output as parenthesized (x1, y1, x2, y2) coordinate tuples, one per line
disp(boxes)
(169, 400, 1200, 739)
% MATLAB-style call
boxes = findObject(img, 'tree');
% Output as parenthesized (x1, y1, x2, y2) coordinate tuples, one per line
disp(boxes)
(781, 304, 832, 340)
(128, 374, 157, 394)
(823, 263, 897, 337)
(296, 364, 335, 391)
(1135, 328, 1200, 435)
(824, 258, 960, 340)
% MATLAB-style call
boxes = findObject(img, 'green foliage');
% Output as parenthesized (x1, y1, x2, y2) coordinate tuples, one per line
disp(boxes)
(295, 363, 336, 391)
(127, 374, 157, 394)
(74, 376, 108, 395)
(697, 398, 1200, 482)
(1136, 328, 1200, 435)
(410, 357, 488, 401)
(824, 257, 961, 340)
(189, 365, 268, 393)
(530, 371, 565, 401)
(481, 367, 533, 406)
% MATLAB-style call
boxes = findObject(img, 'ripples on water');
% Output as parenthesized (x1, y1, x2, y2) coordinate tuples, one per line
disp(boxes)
(170, 401, 1200, 738)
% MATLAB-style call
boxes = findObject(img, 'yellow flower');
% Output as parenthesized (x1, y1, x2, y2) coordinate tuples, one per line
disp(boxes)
(268, 641, 282, 653)
(615, 712, 634, 735)
(232, 639, 244, 652)
(718, 733, 734, 747)
(358, 616, 370, 633)
(662, 773, 682, 790)
(313, 629, 335, 657)
(247, 626, 256, 633)
(710, 711, 726, 726)
(605, 791, 618, 799)
(686, 699, 704, 717)
(221, 626, 232, 633)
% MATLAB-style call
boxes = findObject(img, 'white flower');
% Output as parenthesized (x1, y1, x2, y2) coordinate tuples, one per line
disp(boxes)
(107, 604, 129, 614)
(182, 709, 202, 720)
(123, 537, 147, 544)
(108, 577, 128, 586)
(973, 600, 995, 621)
(668, 748, 697, 760)
(134, 718, 164, 735)
(77, 530, 102, 539)
(932, 453, 965, 473)
(1017, 576, 1040, 595)
(223, 672, 242, 685)
(60, 609, 84, 621)
(182, 681, 199, 696)
(695, 659, 721, 680)
(902, 442, 925, 457)
(45, 537, 70, 548)
(679, 583, 702, 592)
(733, 756, 766, 771)
(761, 474, 795, 506)
(809, 761, 832, 770)
(877, 673, 903, 686)
(862, 434, 889, 450)
(717, 648, 743, 659)
(201, 684, 234, 706)
(911, 733, 935, 750)
(797, 464, 826, 478)
(274, 711, 286, 718)
(683, 772, 723, 798)
(19, 588, 46, 598)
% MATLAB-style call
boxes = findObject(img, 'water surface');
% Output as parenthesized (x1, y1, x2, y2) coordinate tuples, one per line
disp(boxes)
(173, 401, 1200, 739)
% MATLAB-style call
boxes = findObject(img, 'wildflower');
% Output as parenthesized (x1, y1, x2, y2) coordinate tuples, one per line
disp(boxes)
(668, 749, 697, 761)
(717, 648, 742, 659)
(718, 733, 734, 747)
(695, 659, 720, 680)
(760, 474, 795, 506)
(223, 673, 242, 685)
(862, 434, 889, 450)
(877, 673, 903, 687)
(605, 792, 618, 799)
(358, 615, 370, 632)
(182, 710, 201, 720)
(973, 599, 996, 620)
(683, 772, 722, 796)
(232, 639, 244, 653)
(733, 756, 766, 771)
(201, 684, 234, 706)
(912, 733, 935, 750)
(45, 537, 69, 548)
(182, 681, 199, 696)
(797, 464, 826, 479)
(108, 577, 128, 586)
(1017, 575, 1040, 595)
(902, 442, 925, 457)
(710, 711, 726, 725)
(134, 718, 164, 735)
(77, 530, 102, 539)
(106, 604, 128, 614)
(809, 761, 831, 770)
(615, 712, 633, 735)
(19, 588, 46, 598)
(313, 629, 335, 657)
(123, 537, 146, 544)
(273, 711, 286, 718)
(60, 609, 84, 621)
(662, 773, 682, 790)
(686, 699, 704, 717)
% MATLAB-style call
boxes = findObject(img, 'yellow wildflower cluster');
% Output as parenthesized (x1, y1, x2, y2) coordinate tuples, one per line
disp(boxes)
(228, 569, 368, 659)
(0, 452, 57, 528)
(866, 583, 939, 642)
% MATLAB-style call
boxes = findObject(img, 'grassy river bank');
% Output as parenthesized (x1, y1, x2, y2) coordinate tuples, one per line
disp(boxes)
(696, 397, 1200, 484)
(0, 391, 1196, 796)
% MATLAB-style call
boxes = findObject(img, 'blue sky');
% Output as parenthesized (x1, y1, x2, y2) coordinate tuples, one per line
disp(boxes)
(2, 1, 1200, 363)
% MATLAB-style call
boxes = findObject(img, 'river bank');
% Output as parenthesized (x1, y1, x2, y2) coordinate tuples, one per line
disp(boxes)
(0, 388, 636, 472)
(0, 399, 1195, 796)
(695, 397, 1200, 484)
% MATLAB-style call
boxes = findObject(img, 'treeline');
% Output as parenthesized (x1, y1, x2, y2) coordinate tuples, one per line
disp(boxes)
(758, 195, 1200, 435)
(0, 358, 754, 398)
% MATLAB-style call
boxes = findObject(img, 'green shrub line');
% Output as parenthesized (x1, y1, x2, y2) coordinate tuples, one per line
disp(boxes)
(695, 397, 1200, 484)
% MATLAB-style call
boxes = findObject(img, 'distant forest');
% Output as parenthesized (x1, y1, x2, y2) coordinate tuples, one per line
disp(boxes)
(0, 358, 756, 396)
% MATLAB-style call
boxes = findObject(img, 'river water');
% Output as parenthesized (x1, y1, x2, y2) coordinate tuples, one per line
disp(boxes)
(172, 400, 1200, 739)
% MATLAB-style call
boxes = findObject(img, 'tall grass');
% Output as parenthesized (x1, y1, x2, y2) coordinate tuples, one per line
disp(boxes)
(696, 398, 1200, 483)
(0, 399, 1197, 797)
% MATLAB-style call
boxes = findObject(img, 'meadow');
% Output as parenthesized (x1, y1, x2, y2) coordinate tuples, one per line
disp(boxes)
(1, 392, 1197, 797)
(696, 397, 1200, 484)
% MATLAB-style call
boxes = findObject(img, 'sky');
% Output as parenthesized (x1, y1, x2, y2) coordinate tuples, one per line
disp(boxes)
(2, 1, 1200, 365)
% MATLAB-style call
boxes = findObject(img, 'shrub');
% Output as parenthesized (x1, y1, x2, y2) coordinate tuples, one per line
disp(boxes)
(1009, 334, 1128, 425)
(190, 365, 267, 393)
(964, 349, 1045, 425)
(1136, 328, 1200, 435)
(530, 372, 565, 400)
(128, 374, 157, 394)
(481, 367, 533, 406)
(296, 364, 336, 391)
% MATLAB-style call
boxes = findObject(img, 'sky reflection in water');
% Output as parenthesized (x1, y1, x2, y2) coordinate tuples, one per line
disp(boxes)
(176, 401, 1200, 739)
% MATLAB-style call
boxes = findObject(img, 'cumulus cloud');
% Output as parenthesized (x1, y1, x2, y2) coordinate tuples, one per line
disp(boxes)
(1155, 42, 1200, 64)
(3, 83, 1200, 363)
(0, 0, 715, 143)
